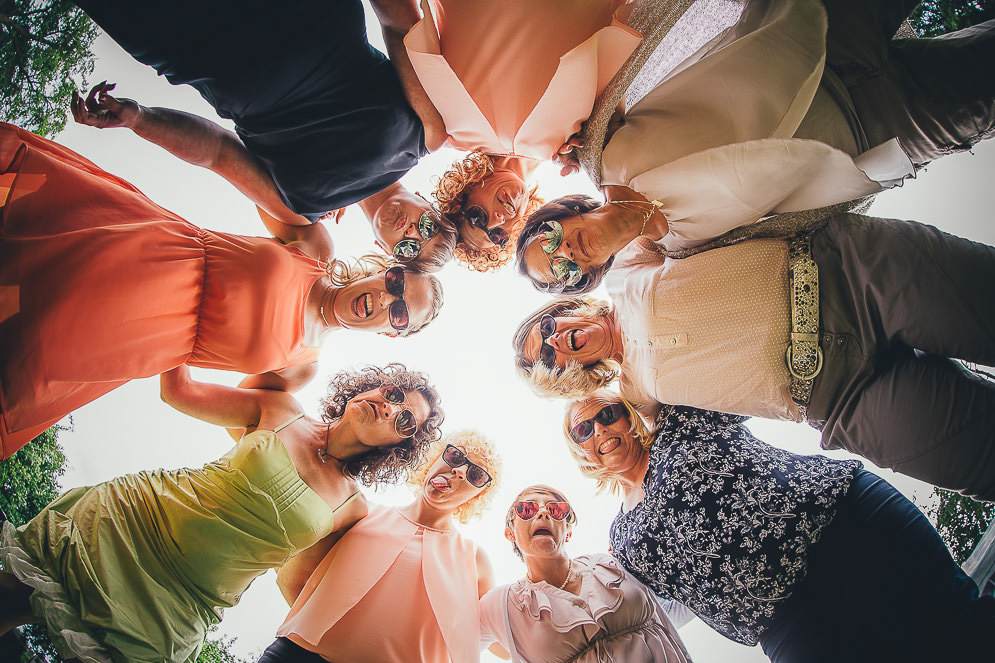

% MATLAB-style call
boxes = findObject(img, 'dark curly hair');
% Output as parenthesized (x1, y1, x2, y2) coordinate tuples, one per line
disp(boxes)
(515, 194, 614, 295)
(320, 363, 444, 487)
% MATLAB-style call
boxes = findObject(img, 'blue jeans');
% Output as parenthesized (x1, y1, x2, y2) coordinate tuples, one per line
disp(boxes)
(761, 470, 994, 662)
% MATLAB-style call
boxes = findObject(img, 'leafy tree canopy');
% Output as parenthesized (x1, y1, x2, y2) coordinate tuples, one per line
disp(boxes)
(0, 425, 67, 526)
(0, 0, 97, 136)
(931, 488, 995, 566)
(910, 0, 995, 36)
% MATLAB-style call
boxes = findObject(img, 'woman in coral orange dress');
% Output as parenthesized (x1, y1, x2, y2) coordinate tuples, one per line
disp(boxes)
(0, 123, 443, 458)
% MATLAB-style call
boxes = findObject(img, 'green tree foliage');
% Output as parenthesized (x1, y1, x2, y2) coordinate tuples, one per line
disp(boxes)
(931, 488, 995, 565)
(0, 0, 97, 136)
(196, 628, 252, 663)
(0, 427, 67, 662)
(910, 0, 995, 36)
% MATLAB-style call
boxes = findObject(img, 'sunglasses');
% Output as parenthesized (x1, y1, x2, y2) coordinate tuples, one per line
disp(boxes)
(569, 403, 628, 444)
(383, 266, 410, 331)
(536, 220, 582, 287)
(379, 384, 419, 438)
(513, 500, 571, 521)
(392, 210, 442, 262)
(441, 444, 492, 488)
(537, 313, 560, 369)
(463, 205, 510, 248)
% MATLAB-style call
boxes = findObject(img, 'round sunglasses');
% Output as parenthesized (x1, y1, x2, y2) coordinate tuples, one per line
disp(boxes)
(513, 500, 571, 521)
(379, 384, 418, 438)
(463, 205, 509, 248)
(441, 444, 492, 488)
(569, 403, 627, 444)
(536, 220, 582, 287)
(392, 210, 442, 262)
(383, 266, 410, 332)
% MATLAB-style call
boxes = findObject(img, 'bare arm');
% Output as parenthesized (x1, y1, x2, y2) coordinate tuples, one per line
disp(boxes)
(160, 365, 294, 429)
(72, 83, 312, 227)
(238, 362, 320, 395)
(369, 0, 447, 151)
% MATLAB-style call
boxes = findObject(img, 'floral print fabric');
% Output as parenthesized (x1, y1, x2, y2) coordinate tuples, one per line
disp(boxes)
(609, 406, 860, 645)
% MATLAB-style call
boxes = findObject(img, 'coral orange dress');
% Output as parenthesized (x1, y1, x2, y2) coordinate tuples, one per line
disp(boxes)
(0, 124, 325, 458)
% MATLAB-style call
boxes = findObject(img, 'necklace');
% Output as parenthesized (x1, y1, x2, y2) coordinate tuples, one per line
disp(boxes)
(317, 423, 336, 463)
(319, 286, 334, 327)
(608, 199, 663, 238)
(528, 558, 573, 590)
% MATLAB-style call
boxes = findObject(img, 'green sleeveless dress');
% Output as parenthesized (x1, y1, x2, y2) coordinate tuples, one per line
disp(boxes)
(0, 414, 355, 663)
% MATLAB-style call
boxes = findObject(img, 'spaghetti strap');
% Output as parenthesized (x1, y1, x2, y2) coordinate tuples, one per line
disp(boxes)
(273, 412, 306, 433)
(330, 490, 362, 515)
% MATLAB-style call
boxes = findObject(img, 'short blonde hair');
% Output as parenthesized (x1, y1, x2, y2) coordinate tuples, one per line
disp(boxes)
(563, 391, 653, 495)
(433, 152, 543, 273)
(504, 484, 577, 559)
(511, 297, 618, 398)
(327, 254, 443, 336)
(407, 429, 503, 524)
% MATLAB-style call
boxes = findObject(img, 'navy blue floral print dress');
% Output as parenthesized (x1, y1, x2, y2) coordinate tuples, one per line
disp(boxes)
(609, 406, 860, 645)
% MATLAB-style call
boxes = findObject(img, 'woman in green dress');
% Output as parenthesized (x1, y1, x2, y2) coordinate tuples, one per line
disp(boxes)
(0, 362, 444, 663)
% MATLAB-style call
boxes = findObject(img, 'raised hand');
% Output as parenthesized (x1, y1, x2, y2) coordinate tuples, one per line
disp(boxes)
(553, 132, 585, 177)
(71, 82, 142, 129)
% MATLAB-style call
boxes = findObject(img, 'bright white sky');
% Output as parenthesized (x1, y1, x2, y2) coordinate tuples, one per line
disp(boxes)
(42, 6, 995, 662)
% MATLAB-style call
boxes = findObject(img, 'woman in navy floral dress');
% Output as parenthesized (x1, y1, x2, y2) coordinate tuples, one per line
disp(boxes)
(563, 392, 994, 662)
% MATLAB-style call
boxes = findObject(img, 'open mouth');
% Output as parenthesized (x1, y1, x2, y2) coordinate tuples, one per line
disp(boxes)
(429, 476, 451, 492)
(497, 188, 517, 216)
(532, 527, 553, 538)
(566, 329, 588, 351)
(352, 293, 373, 319)
(598, 437, 621, 455)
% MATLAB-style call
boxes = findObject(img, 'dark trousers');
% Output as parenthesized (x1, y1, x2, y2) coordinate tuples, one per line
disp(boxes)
(761, 470, 995, 662)
(821, 0, 995, 164)
(257, 638, 327, 663)
(808, 213, 995, 501)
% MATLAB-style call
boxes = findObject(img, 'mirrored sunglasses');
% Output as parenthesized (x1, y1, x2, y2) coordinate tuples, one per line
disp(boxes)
(379, 384, 418, 438)
(441, 444, 492, 488)
(513, 500, 571, 521)
(391, 211, 442, 262)
(536, 221, 582, 286)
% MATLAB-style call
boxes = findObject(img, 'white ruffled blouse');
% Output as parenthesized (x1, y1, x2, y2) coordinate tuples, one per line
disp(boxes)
(479, 553, 689, 663)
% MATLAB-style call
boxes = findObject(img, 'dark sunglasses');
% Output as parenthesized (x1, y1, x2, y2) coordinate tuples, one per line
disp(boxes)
(383, 266, 409, 331)
(569, 403, 628, 444)
(379, 384, 418, 438)
(392, 210, 442, 262)
(463, 205, 509, 249)
(513, 500, 571, 521)
(537, 314, 559, 369)
(441, 444, 492, 488)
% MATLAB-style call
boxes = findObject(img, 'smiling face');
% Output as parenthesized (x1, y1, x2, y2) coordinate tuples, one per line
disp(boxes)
(458, 168, 529, 252)
(420, 444, 492, 515)
(521, 213, 615, 288)
(371, 189, 436, 253)
(344, 386, 431, 448)
(505, 489, 573, 559)
(567, 398, 641, 476)
(522, 314, 615, 369)
(330, 269, 434, 336)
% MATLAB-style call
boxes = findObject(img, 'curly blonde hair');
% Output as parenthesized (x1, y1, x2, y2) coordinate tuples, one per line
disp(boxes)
(511, 297, 619, 399)
(326, 254, 444, 336)
(407, 429, 503, 524)
(563, 392, 653, 496)
(433, 152, 543, 273)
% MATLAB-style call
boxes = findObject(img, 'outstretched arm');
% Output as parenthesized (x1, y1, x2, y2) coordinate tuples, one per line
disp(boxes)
(368, 0, 447, 151)
(72, 82, 312, 228)
(160, 365, 295, 429)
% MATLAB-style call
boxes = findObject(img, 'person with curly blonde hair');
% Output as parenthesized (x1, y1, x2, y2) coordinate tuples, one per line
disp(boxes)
(433, 152, 545, 272)
(0, 362, 443, 662)
(0, 123, 446, 460)
(265, 429, 502, 663)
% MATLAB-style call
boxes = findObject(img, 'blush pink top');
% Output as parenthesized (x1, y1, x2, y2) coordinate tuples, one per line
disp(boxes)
(404, 0, 642, 160)
(277, 505, 481, 663)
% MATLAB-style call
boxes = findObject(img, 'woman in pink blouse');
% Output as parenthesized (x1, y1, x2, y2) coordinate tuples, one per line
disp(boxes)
(258, 430, 502, 663)
(479, 484, 690, 662)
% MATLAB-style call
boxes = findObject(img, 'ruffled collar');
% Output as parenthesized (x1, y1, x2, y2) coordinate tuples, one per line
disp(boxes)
(509, 554, 626, 634)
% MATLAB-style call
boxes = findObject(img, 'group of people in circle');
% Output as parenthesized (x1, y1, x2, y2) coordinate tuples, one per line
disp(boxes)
(1, 0, 994, 661)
